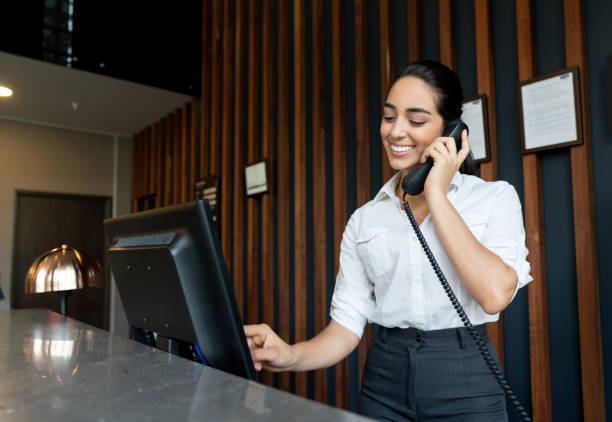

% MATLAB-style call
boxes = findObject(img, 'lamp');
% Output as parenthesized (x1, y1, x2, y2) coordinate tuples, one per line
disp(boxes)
(25, 245, 105, 317)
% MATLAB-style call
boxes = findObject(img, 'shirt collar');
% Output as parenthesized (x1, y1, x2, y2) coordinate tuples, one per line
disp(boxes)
(371, 171, 463, 205)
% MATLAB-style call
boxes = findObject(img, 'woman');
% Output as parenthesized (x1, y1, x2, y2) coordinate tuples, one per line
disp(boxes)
(244, 60, 532, 421)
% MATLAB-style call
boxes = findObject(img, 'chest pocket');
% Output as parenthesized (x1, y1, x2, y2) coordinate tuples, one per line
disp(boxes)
(461, 213, 489, 241)
(356, 227, 396, 283)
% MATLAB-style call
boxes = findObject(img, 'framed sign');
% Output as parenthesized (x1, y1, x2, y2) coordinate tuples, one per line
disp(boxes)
(518, 66, 583, 153)
(244, 160, 269, 196)
(194, 175, 219, 223)
(461, 94, 491, 163)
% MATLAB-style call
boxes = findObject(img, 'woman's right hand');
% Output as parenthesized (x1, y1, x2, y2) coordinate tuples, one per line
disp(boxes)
(244, 324, 296, 372)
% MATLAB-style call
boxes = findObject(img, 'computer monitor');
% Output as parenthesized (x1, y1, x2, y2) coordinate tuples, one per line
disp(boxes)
(103, 200, 255, 380)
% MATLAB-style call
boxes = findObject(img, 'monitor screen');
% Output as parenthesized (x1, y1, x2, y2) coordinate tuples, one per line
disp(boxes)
(103, 200, 255, 380)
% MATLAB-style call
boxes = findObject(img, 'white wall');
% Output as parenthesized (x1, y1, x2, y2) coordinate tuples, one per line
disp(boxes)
(0, 118, 132, 334)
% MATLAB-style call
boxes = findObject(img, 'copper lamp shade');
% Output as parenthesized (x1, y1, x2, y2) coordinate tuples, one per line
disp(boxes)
(25, 245, 105, 294)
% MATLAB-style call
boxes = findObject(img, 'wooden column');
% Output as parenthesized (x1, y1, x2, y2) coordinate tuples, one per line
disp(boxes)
(563, 1, 606, 420)
(438, 0, 456, 71)
(148, 125, 157, 201)
(332, 0, 347, 408)
(379, 0, 395, 183)
(200, 0, 212, 178)
(354, 0, 372, 393)
(181, 103, 190, 203)
(515, 0, 552, 420)
(164, 115, 173, 206)
(232, 0, 246, 320)
(407, 0, 423, 63)
(189, 98, 199, 201)
(130, 132, 140, 212)
(260, 0, 275, 388)
(155, 121, 164, 208)
(293, 0, 307, 398)
(209, 0, 223, 177)
(473, 0, 504, 367)
(173, 108, 182, 205)
(311, 0, 327, 403)
(276, 0, 291, 393)
(246, 0, 260, 326)
(220, 0, 234, 265)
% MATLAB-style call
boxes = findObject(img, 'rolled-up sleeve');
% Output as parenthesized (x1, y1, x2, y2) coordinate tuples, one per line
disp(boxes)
(330, 211, 375, 339)
(481, 183, 533, 300)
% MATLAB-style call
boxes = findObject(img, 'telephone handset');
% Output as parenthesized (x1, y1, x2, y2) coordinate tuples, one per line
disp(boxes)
(400, 120, 531, 421)
(401, 120, 468, 196)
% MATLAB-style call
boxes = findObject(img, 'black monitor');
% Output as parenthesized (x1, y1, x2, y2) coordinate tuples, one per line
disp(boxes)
(103, 200, 255, 380)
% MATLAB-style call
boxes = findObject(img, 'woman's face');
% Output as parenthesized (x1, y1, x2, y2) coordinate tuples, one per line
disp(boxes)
(380, 76, 445, 175)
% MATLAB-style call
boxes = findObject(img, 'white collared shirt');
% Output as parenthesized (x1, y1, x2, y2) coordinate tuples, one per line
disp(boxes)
(330, 171, 533, 337)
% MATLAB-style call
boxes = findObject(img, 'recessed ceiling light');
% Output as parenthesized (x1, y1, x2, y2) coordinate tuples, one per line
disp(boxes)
(0, 86, 13, 97)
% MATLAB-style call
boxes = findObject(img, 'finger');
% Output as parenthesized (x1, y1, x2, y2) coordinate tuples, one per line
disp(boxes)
(458, 129, 471, 161)
(443, 136, 457, 156)
(433, 141, 450, 156)
(425, 148, 443, 164)
(252, 346, 279, 363)
(244, 324, 269, 338)
(254, 362, 262, 371)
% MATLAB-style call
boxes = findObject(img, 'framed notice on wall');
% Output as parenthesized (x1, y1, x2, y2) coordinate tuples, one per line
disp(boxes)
(461, 95, 491, 163)
(244, 160, 269, 197)
(194, 175, 219, 224)
(518, 67, 583, 153)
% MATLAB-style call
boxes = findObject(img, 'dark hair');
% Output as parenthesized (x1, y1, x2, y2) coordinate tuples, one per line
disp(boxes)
(394, 60, 479, 176)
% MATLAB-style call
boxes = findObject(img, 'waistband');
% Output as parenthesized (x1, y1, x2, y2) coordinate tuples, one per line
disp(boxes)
(377, 324, 488, 349)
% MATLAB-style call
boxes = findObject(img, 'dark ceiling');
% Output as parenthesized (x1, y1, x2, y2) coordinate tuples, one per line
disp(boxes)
(0, 0, 202, 96)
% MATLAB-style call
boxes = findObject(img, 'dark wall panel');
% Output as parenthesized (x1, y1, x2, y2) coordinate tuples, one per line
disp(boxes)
(585, 0, 612, 416)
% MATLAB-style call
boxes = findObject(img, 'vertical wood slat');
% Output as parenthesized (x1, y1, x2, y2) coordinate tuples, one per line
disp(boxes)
(473, 0, 504, 368)
(155, 121, 163, 208)
(143, 127, 151, 209)
(158, 119, 167, 207)
(563, 1, 606, 420)
(232, 0, 246, 321)
(246, 0, 260, 326)
(310, 0, 327, 403)
(181, 102, 190, 203)
(201, 0, 212, 178)
(293, 0, 308, 398)
(438, 0, 456, 71)
(189, 99, 199, 200)
(276, 0, 291, 393)
(164, 115, 173, 206)
(515, 1, 552, 420)
(260, 0, 275, 388)
(354, 0, 372, 392)
(221, 0, 234, 267)
(407, 0, 423, 62)
(173, 108, 182, 205)
(379, 0, 396, 184)
(332, 0, 348, 408)
(210, 0, 223, 177)
(130, 132, 140, 212)
(148, 125, 156, 197)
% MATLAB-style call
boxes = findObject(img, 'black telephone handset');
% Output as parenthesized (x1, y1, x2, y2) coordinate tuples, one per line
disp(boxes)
(401, 120, 469, 196)
(399, 120, 531, 421)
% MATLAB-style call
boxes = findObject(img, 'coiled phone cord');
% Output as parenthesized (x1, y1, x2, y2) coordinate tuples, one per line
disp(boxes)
(402, 198, 532, 422)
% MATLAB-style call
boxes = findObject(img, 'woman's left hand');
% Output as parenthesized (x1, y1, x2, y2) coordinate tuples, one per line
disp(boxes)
(421, 129, 470, 195)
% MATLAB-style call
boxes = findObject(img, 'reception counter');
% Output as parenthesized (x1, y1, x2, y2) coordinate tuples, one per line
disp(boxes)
(0, 309, 371, 421)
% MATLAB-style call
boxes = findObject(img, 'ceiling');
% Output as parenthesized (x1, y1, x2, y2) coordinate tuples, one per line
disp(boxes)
(0, 51, 192, 137)
(0, 1, 201, 137)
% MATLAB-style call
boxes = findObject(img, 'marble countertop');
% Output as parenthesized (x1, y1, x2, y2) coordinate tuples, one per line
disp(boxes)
(0, 309, 371, 422)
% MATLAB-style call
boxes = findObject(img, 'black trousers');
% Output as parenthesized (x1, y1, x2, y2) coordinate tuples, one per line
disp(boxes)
(358, 325, 508, 422)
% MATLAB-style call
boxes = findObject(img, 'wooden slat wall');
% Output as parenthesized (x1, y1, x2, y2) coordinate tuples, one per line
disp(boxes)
(232, 0, 246, 322)
(311, 0, 327, 403)
(276, 0, 291, 393)
(332, 0, 347, 408)
(515, 1, 552, 420)
(220, 0, 234, 266)
(354, 0, 372, 390)
(473, 0, 504, 367)
(293, 0, 307, 398)
(127, 1, 606, 417)
(246, 0, 260, 328)
(563, 1, 606, 420)
(260, 0, 275, 389)
(379, 0, 395, 184)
